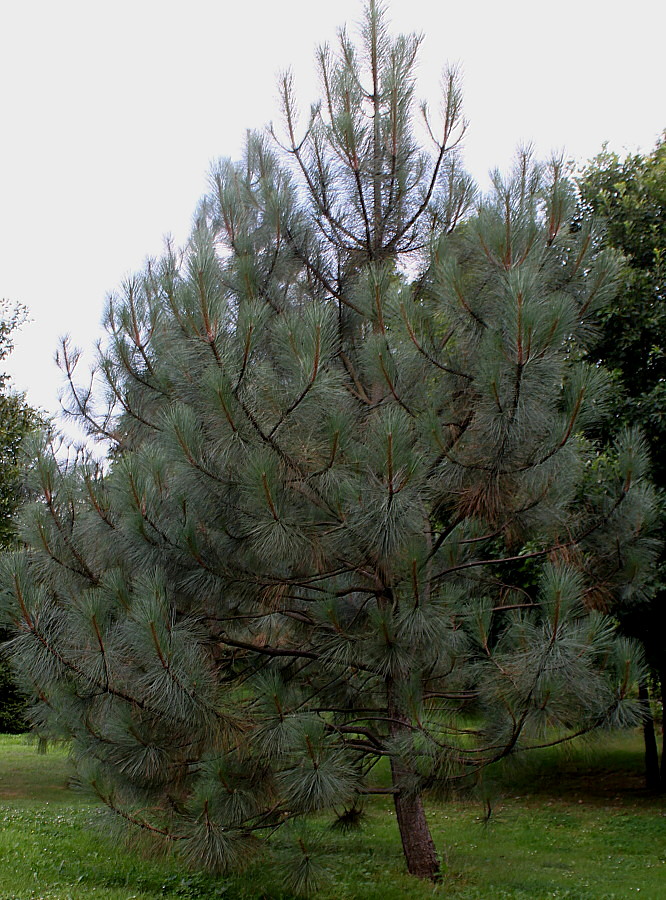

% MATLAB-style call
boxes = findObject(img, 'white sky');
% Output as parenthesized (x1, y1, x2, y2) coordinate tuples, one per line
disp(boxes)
(2, 0, 664, 421)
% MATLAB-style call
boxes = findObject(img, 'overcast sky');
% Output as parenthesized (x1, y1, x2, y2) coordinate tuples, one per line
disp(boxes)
(2, 0, 664, 422)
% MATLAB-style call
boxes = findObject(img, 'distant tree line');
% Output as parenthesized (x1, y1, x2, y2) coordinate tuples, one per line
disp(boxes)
(579, 133, 666, 791)
(0, 300, 38, 733)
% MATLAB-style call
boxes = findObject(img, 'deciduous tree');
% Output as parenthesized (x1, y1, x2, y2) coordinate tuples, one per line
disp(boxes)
(0, 300, 38, 732)
(579, 135, 666, 790)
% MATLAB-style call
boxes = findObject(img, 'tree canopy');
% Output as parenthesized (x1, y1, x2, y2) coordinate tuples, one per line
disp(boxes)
(0, 300, 37, 550)
(579, 135, 666, 478)
(0, 299, 39, 732)
(0, 2, 659, 885)
(579, 134, 666, 789)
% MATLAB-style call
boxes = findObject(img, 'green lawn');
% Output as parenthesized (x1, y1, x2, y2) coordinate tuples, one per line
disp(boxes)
(0, 733, 664, 899)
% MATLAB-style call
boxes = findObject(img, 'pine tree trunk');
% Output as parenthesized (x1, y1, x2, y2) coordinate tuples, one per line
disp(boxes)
(638, 679, 660, 792)
(386, 679, 440, 880)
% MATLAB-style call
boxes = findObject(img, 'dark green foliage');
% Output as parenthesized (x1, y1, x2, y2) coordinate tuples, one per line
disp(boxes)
(579, 135, 666, 789)
(0, 655, 28, 733)
(0, 300, 37, 552)
(579, 136, 666, 479)
(0, 300, 38, 733)
(0, 2, 659, 885)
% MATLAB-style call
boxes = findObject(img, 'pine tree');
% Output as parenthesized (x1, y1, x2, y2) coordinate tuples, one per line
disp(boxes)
(0, 2, 658, 884)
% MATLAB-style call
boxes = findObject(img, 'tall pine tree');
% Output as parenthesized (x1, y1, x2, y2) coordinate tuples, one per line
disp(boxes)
(0, 2, 658, 884)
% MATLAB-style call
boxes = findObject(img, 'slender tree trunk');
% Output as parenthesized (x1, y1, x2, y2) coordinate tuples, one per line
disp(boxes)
(386, 678, 440, 880)
(638, 679, 660, 792)
(659, 667, 666, 792)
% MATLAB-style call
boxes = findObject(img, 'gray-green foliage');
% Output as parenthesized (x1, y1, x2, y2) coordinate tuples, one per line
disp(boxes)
(0, 1, 658, 884)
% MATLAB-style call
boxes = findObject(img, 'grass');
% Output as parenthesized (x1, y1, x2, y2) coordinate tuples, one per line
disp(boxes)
(0, 733, 665, 898)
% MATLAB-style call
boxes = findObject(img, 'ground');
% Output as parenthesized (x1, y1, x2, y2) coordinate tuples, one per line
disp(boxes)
(0, 732, 664, 899)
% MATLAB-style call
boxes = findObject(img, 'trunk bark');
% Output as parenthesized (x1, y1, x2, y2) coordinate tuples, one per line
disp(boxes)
(659, 669, 666, 793)
(638, 679, 660, 792)
(386, 679, 440, 880)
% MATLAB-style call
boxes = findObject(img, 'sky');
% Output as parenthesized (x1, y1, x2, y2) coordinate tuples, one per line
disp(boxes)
(2, 0, 664, 424)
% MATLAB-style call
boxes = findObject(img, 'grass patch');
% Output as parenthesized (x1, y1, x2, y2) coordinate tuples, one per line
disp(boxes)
(0, 735, 72, 803)
(0, 733, 664, 898)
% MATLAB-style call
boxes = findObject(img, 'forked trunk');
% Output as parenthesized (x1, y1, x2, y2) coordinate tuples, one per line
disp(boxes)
(387, 679, 440, 880)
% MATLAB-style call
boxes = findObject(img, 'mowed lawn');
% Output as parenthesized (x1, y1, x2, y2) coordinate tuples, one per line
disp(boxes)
(0, 732, 665, 899)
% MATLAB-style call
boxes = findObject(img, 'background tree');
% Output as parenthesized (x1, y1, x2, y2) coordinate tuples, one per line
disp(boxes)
(0, 300, 38, 733)
(579, 135, 666, 790)
(0, 3, 658, 886)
